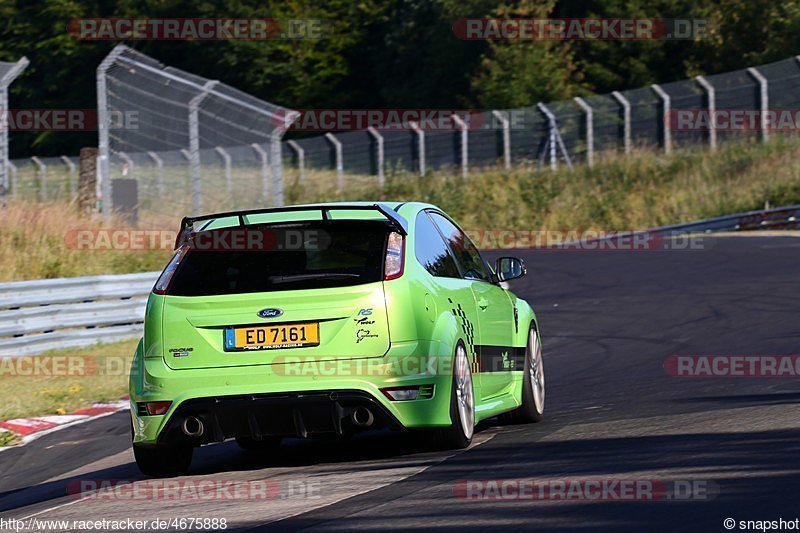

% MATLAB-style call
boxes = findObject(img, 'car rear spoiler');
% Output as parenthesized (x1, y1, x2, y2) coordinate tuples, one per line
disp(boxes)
(174, 203, 409, 250)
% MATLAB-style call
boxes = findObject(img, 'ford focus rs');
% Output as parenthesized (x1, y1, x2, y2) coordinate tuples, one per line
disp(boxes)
(130, 202, 544, 476)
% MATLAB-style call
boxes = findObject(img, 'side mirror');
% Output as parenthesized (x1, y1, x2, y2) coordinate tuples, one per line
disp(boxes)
(495, 257, 526, 282)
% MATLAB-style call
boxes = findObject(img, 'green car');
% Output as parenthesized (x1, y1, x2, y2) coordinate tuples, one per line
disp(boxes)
(130, 202, 544, 476)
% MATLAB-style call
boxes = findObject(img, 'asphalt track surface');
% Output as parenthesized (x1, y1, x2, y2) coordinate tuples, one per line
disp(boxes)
(1, 235, 799, 532)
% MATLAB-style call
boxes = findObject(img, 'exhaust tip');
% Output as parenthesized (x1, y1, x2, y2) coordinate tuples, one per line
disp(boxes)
(181, 416, 204, 437)
(351, 406, 374, 428)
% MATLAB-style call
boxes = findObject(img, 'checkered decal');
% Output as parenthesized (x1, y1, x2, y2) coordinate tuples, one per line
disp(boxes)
(448, 298, 476, 361)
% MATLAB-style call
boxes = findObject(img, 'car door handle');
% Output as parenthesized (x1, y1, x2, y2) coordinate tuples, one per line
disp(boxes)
(478, 298, 489, 310)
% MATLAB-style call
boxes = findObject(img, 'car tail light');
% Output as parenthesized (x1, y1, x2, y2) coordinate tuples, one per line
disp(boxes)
(384, 231, 405, 280)
(380, 386, 420, 401)
(153, 245, 189, 295)
(144, 401, 172, 416)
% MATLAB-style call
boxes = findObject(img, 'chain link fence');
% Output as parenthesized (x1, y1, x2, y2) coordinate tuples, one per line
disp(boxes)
(0, 57, 29, 199)
(7, 50, 800, 223)
(96, 44, 298, 223)
(287, 55, 800, 177)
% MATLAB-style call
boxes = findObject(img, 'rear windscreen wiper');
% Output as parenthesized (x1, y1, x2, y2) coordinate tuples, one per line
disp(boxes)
(268, 273, 361, 284)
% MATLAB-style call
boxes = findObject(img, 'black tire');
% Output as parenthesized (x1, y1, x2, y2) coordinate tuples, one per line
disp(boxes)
(236, 436, 282, 451)
(437, 341, 475, 450)
(501, 325, 545, 424)
(133, 443, 193, 477)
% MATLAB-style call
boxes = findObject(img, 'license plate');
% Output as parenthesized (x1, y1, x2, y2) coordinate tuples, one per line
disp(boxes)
(224, 322, 319, 351)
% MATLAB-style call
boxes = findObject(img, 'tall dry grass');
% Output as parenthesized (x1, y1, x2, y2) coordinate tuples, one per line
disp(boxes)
(0, 201, 171, 281)
(3, 135, 800, 282)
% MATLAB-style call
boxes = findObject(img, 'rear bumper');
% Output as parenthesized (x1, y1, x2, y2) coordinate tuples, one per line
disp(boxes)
(130, 340, 455, 445)
(152, 390, 401, 445)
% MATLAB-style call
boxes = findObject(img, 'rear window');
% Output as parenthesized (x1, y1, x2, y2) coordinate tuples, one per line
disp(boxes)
(166, 220, 388, 296)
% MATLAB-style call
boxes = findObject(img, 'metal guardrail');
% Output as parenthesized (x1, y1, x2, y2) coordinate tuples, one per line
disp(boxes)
(656, 205, 800, 234)
(0, 204, 797, 357)
(0, 272, 159, 356)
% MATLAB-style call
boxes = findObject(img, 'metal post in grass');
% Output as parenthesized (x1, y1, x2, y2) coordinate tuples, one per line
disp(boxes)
(286, 141, 305, 185)
(611, 91, 631, 154)
(451, 114, 469, 180)
(78, 148, 97, 214)
(325, 133, 344, 192)
(31, 156, 46, 201)
(96, 45, 125, 218)
(188, 80, 219, 216)
(537, 103, 558, 171)
(147, 151, 164, 199)
(492, 111, 511, 170)
(408, 121, 426, 176)
(251, 143, 271, 204)
(214, 147, 233, 193)
(367, 127, 385, 187)
(695, 75, 717, 150)
(270, 111, 298, 207)
(60, 156, 77, 199)
(747, 67, 769, 143)
(651, 84, 672, 154)
(537, 103, 573, 171)
(0, 57, 29, 204)
(573, 97, 594, 167)
(118, 151, 134, 177)
(7, 160, 16, 199)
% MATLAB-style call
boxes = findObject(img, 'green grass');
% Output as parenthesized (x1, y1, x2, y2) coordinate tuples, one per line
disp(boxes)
(0, 339, 138, 423)
(0, 431, 19, 446)
(287, 135, 800, 232)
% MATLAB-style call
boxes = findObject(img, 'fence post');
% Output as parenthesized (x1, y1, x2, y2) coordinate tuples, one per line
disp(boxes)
(251, 143, 270, 204)
(31, 156, 47, 201)
(573, 97, 594, 167)
(651, 84, 672, 154)
(451, 114, 469, 179)
(537, 103, 557, 171)
(695, 75, 717, 150)
(611, 91, 631, 154)
(491, 111, 511, 170)
(7, 160, 16, 199)
(408, 121, 425, 176)
(537, 103, 573, 171)
(367, 127, 385, 187)
(0, 57, 29, 203)
(747, 67, 769, 143)
(188, 80, 219, 215)
(270, 134, 284, 206)
(286, 140, 305, 185)
(147, 151, 164, 199)
(214, 147, 232, 193)
(118, 151, 134, 178)
(60, 156, 77, 198)
(78, 148, 97, 214)
(97, 45, 126, 218)
(325, 133, 343, 192)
